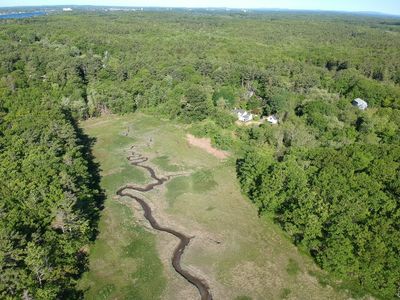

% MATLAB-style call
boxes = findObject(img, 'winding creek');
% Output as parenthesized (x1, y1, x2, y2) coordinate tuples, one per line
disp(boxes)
(116, 146, 213, 300)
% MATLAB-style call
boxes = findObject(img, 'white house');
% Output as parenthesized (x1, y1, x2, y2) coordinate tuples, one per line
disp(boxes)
(63, 8, 73, 11)
(233, 109, 253, 122)
(352, 98, 368, 110)
(266, 115, 278, 125)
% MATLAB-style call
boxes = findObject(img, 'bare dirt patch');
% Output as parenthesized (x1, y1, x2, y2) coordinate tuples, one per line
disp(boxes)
(186, 134, 229, 159)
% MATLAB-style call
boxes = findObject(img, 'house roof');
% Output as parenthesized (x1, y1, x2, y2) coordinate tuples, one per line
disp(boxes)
(353, 98, 368, 106)
(267, 115, 278, 124)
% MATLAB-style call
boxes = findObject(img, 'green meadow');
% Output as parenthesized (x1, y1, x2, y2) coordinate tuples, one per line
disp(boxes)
(79, 113, 350, 300)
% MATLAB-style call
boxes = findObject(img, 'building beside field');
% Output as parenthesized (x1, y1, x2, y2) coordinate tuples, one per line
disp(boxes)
(233, 109, 253, 122)
(266, 115, 278, 125)
(352, 98, 368, 110)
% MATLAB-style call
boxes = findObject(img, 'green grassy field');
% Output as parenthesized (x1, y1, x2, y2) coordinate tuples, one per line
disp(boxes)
(79, 113, 350, 300)
(78, 115, 166, 300)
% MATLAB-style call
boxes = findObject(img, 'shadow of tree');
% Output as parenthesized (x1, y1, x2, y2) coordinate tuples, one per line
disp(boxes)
(62, 110, 106, 298)
(65, 110, 106, 241)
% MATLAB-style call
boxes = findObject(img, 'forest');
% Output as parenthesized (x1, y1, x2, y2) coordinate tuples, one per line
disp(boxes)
(0, 90, 103, 298)
(0, 10, 399, 299)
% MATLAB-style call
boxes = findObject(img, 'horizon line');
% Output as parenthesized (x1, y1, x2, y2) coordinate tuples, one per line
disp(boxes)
(0, 5, 399, 17)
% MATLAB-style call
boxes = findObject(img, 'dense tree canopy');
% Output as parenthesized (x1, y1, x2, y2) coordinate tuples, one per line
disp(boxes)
(238, 143, 400, 298)
(1, 11, 399, 120)
(0, 89, 102, 298)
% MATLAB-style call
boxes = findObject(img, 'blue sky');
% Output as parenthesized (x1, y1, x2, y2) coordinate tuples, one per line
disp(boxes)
(1, 0, 400, 15)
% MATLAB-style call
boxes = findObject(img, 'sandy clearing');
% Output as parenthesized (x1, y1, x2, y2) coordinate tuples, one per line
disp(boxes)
(186, 134, 230, 159)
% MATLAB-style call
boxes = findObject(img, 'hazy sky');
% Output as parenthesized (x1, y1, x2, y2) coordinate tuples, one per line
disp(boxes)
(1, 0, 400, 15)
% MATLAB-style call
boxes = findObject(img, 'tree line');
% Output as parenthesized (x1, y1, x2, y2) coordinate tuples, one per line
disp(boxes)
(0, 87, 103, 298)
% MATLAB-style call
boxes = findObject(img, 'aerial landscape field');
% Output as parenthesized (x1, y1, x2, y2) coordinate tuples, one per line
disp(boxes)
(0, 1, 399, 300)
(79, 113, 351, 300)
